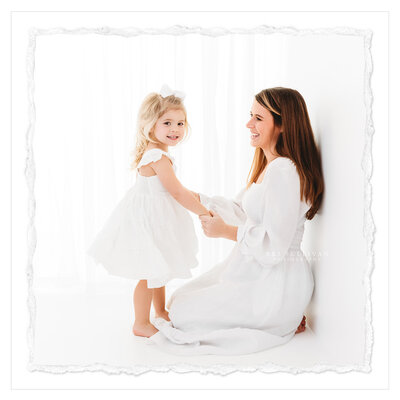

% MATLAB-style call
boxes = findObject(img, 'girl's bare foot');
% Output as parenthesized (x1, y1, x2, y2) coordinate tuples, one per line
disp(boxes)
(295, 315, 306, 334)
(132, 322, 158, 337)
(155, 309, 171, 321)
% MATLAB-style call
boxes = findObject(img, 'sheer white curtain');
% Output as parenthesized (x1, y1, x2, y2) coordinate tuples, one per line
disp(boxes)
(32, 32, 287, 293)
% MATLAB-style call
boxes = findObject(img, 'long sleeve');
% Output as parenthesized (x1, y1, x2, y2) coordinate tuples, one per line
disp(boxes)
(199, 188, 247, 226)
(236, 162, 301, 267)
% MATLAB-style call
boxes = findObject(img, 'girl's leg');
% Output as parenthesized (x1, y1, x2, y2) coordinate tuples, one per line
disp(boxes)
(152, 286, 171, 321)
(132, 280, 158, 337)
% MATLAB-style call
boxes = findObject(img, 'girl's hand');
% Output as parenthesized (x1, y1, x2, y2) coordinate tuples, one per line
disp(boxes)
(199, 211, 227, 238)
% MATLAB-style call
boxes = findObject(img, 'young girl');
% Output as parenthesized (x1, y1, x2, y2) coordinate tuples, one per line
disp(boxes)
(87, 85, 210, 338)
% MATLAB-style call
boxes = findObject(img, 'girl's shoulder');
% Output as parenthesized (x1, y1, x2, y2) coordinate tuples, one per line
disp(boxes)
(137, 148, 175, 168)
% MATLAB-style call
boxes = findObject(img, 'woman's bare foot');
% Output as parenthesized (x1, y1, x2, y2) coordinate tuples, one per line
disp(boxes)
(155, 309, 171, 321)
(132, 322, 158, 337)
(295, 316, 306, 334)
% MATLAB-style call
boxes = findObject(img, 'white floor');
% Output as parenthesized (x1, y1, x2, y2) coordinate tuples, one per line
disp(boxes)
(32, 290, 333, 370)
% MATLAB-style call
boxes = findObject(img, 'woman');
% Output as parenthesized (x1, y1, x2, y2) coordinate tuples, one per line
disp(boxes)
(150, 87, 324, 355)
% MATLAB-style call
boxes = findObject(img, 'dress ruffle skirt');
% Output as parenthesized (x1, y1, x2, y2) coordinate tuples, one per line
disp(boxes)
(87, 175, 198, 288)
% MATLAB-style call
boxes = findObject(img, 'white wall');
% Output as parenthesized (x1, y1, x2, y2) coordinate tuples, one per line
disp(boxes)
(284, 34, 368, 365)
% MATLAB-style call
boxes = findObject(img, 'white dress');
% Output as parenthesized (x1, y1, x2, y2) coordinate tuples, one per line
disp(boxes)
(87, 149, 198, 288)
(150, 157, 314, 355)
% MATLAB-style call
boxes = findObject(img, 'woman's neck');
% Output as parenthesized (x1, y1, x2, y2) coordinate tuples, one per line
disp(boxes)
(261, 147, 279, 163)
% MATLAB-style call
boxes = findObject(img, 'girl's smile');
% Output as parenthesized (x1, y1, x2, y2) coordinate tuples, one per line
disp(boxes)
(153, 109, 186, 146)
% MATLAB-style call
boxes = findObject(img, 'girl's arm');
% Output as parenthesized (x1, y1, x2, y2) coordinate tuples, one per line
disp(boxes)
(151, 156, 210, 216)
(190, 191, 200, 201)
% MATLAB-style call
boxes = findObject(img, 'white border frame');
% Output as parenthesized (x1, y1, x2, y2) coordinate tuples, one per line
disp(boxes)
(24, 25, 374, 376)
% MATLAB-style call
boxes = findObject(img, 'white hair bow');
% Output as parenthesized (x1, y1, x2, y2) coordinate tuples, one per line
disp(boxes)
(159, 84, 186, 100)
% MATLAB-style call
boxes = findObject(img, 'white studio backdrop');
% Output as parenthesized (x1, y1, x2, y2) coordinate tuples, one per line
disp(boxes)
(29, 27, 371, 367)
(32, 31, 286, 292)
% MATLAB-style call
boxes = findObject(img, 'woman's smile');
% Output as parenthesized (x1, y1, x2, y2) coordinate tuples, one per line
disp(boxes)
(250, 132, 260, 140)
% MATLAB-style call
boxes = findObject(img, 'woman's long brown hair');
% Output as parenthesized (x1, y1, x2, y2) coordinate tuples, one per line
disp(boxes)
(247, 87, 324, 220)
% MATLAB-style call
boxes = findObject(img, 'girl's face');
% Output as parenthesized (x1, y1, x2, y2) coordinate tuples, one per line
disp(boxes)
(246, 100, 281, 149)
(152, 109, 186, 147)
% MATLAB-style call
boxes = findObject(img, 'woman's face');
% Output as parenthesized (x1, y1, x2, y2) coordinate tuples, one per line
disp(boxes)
(246, 100, 281, 149)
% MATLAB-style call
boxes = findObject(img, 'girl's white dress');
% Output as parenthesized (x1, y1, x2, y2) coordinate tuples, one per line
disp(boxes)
(150, 157, 314, 355)
(87, 149, 198, 288)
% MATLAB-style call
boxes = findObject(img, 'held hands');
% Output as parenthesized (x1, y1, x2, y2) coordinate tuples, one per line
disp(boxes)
(199, 210, 227, 238)
(194, 191, 236, 240)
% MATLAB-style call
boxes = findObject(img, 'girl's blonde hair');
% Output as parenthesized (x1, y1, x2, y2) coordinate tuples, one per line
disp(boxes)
(130, 93, 189, 170)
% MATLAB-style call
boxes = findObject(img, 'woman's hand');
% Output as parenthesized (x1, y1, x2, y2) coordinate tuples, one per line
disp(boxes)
(199, 211, 238, 241)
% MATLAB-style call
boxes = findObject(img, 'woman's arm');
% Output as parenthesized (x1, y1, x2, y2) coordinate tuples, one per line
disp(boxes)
(151, 156, 210, 216)
(224, 224, 238, 241)
(236, 162, 301, 267)
(201, 161, 301, 261)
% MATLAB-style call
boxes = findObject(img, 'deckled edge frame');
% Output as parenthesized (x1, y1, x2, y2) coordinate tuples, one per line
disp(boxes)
(24, 25, 375, 376)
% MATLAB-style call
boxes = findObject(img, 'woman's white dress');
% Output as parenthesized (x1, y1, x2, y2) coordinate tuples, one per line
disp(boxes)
(150, 157, 314, 355)
(87, 149, 198, 288)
